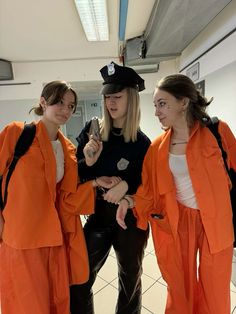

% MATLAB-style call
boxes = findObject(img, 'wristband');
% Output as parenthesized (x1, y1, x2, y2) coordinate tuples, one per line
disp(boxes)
(124, 196, 131, 208)
(122, 195, 135, 208)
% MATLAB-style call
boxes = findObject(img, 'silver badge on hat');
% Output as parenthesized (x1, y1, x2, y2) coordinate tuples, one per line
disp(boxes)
(107, 63, 115, 76)
(117, 158, 129, 171)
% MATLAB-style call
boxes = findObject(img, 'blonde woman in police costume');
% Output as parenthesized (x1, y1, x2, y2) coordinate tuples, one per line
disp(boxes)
(70, 62, 151, 314)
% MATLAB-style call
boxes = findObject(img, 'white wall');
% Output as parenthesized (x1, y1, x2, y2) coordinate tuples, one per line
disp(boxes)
(0, 59, 111, 101)
(205, 61, 236, 135)
(140, 0, 236, 141)
(0, 58, 177, 134)
(139, 59, 178, 140)
(1, 0, 236, 139)
(178, 0, 236, 73)
(0, 99, 37, 130)
(139, 93, 164, 141)
(178, 0, 236, 136)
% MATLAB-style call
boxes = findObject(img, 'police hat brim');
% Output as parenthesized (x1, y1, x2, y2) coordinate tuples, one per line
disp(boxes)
(100, 83, 125, 95)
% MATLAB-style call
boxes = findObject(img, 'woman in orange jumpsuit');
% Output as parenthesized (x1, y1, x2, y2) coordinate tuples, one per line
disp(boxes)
(117, 74, 236, 313)
(0, 80, 110, 314)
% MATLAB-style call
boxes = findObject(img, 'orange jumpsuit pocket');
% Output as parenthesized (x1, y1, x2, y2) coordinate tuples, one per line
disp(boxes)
(150, 213, 172, 234)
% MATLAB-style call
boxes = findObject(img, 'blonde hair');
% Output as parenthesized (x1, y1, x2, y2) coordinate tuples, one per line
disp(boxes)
(100, 87, 140, 142)
(30, 80, 78, 115)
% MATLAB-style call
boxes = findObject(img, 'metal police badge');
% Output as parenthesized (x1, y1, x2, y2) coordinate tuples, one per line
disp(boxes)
(107, 63, 115, 76)
(117, 158, 129, 171)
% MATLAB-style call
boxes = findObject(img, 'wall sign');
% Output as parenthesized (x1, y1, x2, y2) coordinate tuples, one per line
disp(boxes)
(195, 80, 205, 96)
(186, 62, 199, 82)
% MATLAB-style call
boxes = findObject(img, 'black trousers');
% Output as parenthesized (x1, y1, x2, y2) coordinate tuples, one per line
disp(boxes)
(70, 201, 149, 314)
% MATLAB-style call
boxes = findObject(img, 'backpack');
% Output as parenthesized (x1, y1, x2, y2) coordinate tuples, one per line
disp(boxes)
(207, 117, 236, 247)
(0, 123, 36, 211)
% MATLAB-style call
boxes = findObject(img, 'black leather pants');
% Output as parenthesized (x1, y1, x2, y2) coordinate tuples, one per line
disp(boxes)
(70, 201, 149, 314)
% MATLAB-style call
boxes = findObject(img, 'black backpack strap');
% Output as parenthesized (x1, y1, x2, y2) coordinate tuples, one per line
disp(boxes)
(206, 117, 229, 172)
(0, 123, 36, 211)
(0, 176, 3, 210)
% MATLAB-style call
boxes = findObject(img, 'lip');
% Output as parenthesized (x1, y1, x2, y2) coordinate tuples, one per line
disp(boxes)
(108, 108, 118, 114)
(57, 115, 69, 120)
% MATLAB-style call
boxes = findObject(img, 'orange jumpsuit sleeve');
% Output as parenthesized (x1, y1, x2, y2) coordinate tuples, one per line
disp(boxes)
(219, 121, 236, 171)
(60, 181, 95, 215)
(134, 146, 158, 230)
(0, 122, 22, 241)
(0, 122, 23, 174)
(58, 181, 95, 285)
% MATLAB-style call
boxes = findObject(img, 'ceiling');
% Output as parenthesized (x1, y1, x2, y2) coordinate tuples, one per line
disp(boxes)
(1, 0, 232, 63)
(0, 0, 232, 98)
(0, 0, 155, 63)
(124, 0, 232, 66)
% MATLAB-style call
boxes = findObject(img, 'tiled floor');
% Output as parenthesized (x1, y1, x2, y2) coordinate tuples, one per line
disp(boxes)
(92, 235, 236, 314)
(1, 235, 236, 314)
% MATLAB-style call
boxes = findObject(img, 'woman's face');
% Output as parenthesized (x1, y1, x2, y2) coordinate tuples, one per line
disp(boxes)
(42, 90, 76, 127)
(153, 88, 186, 128)
(104, 89, 128, 127)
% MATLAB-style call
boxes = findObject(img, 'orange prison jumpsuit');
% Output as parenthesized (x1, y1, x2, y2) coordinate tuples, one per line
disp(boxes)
(134, 121, 236, 314)
(0, 121, 95, 314)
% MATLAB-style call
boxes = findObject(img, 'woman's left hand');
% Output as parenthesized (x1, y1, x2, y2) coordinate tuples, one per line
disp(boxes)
(103, 180, 128, 204)
(116, 199, 129, 229)
(95, 176, 121, 189)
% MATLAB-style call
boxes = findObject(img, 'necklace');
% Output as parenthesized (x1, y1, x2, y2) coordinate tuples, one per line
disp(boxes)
(171, 141, 188, 145)
(111, 128, 122, 136)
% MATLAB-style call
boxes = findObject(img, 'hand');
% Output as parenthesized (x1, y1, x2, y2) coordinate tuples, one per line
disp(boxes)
(95, 176, 121, 189)
(116, 199, 129, 229)
(83, 136, 103, 166)
(103, 180, 128, 204)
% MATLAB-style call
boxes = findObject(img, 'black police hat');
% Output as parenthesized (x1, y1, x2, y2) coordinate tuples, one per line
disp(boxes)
(100, 61, 145, 94)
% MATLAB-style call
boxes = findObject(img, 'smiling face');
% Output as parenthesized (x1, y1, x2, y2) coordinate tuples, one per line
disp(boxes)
(104, 89, 129, 127)
(41, 90, 76, 127)
(153, 88, 187, 128)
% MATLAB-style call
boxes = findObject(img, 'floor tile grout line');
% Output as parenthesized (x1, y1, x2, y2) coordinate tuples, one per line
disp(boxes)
(97, 274, 118, 285)
(156, 280, 168, 288)
(142, 279, 163, 295)
(231, 305, 236, 314)
(142, 272, 162, 281)
(93, 282, 113, 295)
(141, 305, 155, 314)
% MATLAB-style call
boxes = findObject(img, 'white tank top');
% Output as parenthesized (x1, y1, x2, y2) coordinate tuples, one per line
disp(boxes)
(169, 153, 198, 209)
(51, 140, 65, 183)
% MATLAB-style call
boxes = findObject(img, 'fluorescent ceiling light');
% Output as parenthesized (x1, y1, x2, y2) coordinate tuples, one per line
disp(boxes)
(74, 0, 109, 41)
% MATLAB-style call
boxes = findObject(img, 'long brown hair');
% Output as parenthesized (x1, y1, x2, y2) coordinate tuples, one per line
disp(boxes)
(157, 74, 212, 127)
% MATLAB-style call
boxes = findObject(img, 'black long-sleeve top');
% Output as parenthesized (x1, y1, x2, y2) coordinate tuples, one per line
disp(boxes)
(76, 121, 151, 195)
